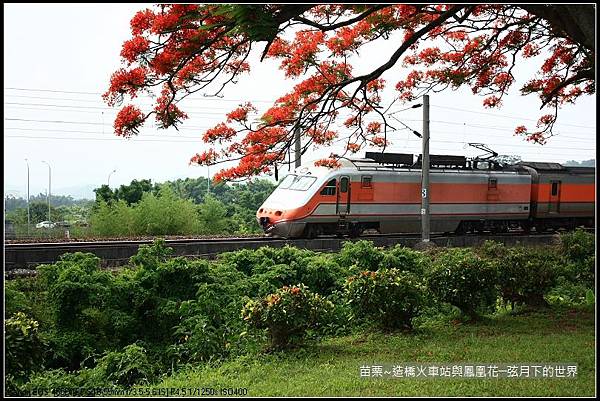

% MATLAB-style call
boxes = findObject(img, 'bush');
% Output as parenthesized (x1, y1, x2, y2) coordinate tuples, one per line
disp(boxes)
(546, 277, 595, 306)
(380, 245, 429, 275)
(5, 284, 31, 317)
(89, 199, 135, 237)
(560, 228, 595, 263)
(217, 248, 264, 276)
(5, 312, 47, 379)
(134, 186, 199, 235)
(336, 240, 385, 271)
(129, 238, 175, 269)
(241, 284, 334, 348)
(345, 268, 427, 330)
(560, 256, 595, 290)
(495, 247, 560, 309)
(477, 240, 506, 259)
(21, 369, 84, 396)
(196, 194, 233, 235)
(298, 254, 348, 295)
(95, 344, 158, 387)
(218, 245, 315, 276)
(248, 263, 298, 297)
(426, 248, 498, 319)
(90, 186, 201, 236)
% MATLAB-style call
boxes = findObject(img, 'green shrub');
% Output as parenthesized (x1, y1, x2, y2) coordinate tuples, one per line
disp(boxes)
(89, 199, 135, 237)
(36, 253, 135, 369)
(248, 263, 298, 297)
(559, 229, 595, 289)
(298, 254, 348, 295)
(344, 268, 427, 330)
(241, 284, 334, 348)
(95, 344, 158, 387)
(477, 240, 506, 259)
(560, 256, 595, 290)
(133, 186, 199, 235)
(38, 254, 113, 322)
(217, 248, 264, 276)
(426, 248, 498, 319)
(218, 246, 314, 277)
(547, 277, 595, 306)
(5, 312, 47, 378)
(380, 245, 429, 275)
(318, 290, 355, 336)
(129, 238, 175, 269)
(5, 284, 31, 317)
(22, 369, 83, 396)
(336, 240, 385, 270)
(160, 261, 251, 366)
(169, 303, 224, 364)
(560, 228, 595, 263)
(495, 247, 560, 308)
(196, 194, 233, 235)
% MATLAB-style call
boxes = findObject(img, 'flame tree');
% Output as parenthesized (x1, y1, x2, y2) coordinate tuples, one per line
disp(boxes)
(104, 4, 595, 181)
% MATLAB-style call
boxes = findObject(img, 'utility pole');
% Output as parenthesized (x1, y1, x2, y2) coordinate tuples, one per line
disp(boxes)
(294, 125, 301, 168)
(42, 160, 51, 222)
(207, 165, 210, 195)
(421, 95, 430, 243)
(25, 158, 30, 234)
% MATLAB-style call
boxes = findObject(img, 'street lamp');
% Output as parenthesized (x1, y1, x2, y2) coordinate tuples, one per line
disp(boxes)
(41, 160, 51, 222)
(25, 158, 30, 234)
(108, 169, 117, 187)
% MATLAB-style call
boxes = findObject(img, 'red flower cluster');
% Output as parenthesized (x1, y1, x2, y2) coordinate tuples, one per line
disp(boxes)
(103, 67, 147, 106)
(114, 105, 144, 137)
(130, 8, 155, 35)
(226, 103, 256, 123)
(154, 86, 188, 129)
(271, 30, 325, 78)
(120, 36, 150, 64)
(202, 123, 237, 144)
(190, 148, 218, 165)
(314, 158, 342, 169)
(483, 95, 502, 108)
(307, 128, 337, 145)
(346, 143, 361, 153)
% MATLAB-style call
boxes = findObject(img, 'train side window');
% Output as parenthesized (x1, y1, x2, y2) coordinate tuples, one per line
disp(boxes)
(551, 182, 558, 196)
(488, 178, 497, 189)
(320, 179, 337, 196)
(340, 177, 349, 193)
(361, 175, 372, 188)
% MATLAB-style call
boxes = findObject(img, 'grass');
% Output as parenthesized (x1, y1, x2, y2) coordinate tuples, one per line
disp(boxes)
(155, 306, 595, 397)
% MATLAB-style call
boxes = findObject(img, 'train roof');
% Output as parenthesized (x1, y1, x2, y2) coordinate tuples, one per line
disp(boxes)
(518, 161, 596, 174)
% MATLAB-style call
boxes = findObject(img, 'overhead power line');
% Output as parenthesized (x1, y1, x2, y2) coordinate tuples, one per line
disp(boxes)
(431, 104, 596, 130)
(4, 86, 275, 103)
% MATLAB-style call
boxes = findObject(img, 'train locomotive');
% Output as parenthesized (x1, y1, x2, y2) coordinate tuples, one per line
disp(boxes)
(256, 152, 595, 238)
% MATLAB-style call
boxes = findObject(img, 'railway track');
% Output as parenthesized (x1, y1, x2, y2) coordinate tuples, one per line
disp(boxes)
(4, 230, 578, 277)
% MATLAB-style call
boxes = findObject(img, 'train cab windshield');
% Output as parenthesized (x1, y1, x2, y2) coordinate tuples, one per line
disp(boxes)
(277, 174, 317, 191)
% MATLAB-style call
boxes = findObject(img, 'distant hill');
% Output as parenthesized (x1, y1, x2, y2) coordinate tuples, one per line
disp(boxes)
(563, 159, 595, 167)
(52, 184, 97, 200)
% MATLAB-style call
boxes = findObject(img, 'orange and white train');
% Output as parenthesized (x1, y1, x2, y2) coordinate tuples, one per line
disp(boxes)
(256, 153, 595, 238)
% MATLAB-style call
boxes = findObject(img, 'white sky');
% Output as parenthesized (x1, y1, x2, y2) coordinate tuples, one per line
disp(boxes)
(3, 3, 596, 199)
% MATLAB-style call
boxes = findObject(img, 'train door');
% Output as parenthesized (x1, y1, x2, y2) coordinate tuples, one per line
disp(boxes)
(548, 180, 561, 213)
(336, 175, 351, 215)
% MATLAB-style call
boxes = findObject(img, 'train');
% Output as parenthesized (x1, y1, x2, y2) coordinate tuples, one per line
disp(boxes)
(256, 152, 595, 238)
